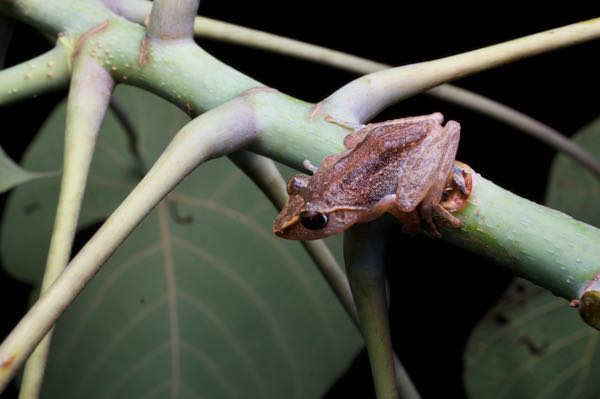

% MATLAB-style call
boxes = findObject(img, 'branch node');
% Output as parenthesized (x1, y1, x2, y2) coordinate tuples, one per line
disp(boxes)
(72, 19, 110, 60)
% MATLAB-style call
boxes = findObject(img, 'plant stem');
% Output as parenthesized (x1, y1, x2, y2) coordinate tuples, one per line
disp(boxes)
(345, 221, 398, 399)
(323, 18, 600, 122)
(443, 166, 600, 301)
(147, 0, 199, 41)
(0, 46, 69, 106)
(184, 9, 600, 178)
(18, 56, 114, 399)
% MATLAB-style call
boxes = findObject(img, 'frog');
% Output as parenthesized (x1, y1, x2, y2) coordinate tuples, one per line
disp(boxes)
(272, 113, 462, 240)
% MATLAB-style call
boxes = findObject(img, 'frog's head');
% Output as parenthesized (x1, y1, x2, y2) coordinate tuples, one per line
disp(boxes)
(273, 174, 365, 240)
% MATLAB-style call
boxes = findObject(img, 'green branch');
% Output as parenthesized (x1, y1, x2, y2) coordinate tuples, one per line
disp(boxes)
(345, 221, 398, 399)
(147, 0, 199, 41)
(0, 45, 69, 107)
(323, 18, 600, 122)
(443, 166, 600, 302)
(110, 0, 600, 178)
(19, 56, 114, 399)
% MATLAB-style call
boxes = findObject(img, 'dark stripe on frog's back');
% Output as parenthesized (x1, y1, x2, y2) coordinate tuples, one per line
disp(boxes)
(314, 122, 427, 206)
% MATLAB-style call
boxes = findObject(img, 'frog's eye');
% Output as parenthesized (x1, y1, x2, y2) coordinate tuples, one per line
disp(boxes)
(299, 211, 328, 230)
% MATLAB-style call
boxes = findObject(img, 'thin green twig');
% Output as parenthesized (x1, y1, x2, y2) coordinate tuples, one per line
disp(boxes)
(18, 56, 114, 399)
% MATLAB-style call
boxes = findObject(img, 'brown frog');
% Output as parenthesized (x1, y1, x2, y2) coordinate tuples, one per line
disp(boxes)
(272, 113, 461, 240)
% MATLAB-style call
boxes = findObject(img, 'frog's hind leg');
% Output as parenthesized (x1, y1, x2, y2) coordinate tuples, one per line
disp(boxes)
(419, 120, 461, 236)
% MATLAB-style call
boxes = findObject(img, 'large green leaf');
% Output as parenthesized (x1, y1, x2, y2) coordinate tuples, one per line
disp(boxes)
(545, 117, 600, 227)
(464, 119, 600, 398)
(0, 145, 47, 193)
(1, 85, 359, 398)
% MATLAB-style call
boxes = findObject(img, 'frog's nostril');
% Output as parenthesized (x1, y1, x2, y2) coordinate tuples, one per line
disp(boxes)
(299, 211, 328, 230)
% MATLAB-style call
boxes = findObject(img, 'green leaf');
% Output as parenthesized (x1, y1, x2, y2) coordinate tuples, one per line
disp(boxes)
(545, 116, 600, 227)
(464, 280, 600, 399)
(464, 118, 600, 399)
(1, 85, 359, 398)
(0, 145, 47, 193)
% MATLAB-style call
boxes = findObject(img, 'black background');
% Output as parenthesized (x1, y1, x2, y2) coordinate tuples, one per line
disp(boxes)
(1, 2, 600, 398)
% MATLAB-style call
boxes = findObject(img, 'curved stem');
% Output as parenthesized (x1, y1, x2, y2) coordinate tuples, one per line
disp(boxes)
(18, 56, 114, 399)
(147, 0, 199, 41)
(0, 45, 70, 107)
(345, 221, 397, 399)
(0, 97, 257, 392)
(180, 11, 599, 179)
(323, 18, 600, 122)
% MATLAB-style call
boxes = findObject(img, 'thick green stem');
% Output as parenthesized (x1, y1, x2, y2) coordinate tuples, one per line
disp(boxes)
(345, 221, 398, 399)
(0, 45, 69, 106)
(111, 1, 600, 178)
(443, 168, 600, 301)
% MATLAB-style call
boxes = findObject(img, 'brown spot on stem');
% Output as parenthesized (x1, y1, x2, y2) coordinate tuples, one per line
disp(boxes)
(0, 354, 16, 370)
(139, 35, 149, 66)
(72, 20, 110, 60)
(309, 102, 322, 119)
(241, 86, 278, 96)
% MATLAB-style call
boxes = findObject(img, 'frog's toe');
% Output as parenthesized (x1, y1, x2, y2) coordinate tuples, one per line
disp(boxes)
(435, 204, 461, 228)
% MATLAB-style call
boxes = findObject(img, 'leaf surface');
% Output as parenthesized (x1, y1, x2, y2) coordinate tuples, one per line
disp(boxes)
(1, 85, 358, 399)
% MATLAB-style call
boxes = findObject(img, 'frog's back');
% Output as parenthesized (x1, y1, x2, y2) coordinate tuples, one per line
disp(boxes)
(312, 122, 428, 207)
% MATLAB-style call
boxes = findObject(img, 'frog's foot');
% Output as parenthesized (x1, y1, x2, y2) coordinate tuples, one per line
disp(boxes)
(435, 204, 461, 228)
(419, 204, 441, 238)
(302, 159, 319, 174)
(419, 202, 460, 238)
